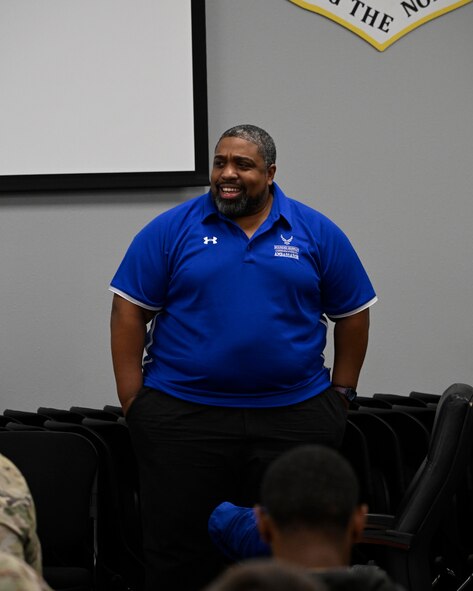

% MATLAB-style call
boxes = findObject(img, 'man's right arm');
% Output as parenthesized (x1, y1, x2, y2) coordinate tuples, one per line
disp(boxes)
(110, 294, 156, 415)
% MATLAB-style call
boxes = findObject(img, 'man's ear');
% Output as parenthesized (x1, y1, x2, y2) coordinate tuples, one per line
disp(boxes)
(267, 164, 276, 185)
(350, 503, 368, 544)
(254, 505, 273, 544)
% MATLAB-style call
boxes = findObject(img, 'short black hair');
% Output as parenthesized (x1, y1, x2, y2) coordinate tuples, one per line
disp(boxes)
(261, 445, 359, 535)
(217, 124, 276, 167)
(204, 559, 326, 591)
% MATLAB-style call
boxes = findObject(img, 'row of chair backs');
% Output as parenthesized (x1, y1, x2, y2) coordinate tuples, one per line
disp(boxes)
(0, 405, 143, 591)
(342, 394, 436, 514)
(1, 388, 472, 591)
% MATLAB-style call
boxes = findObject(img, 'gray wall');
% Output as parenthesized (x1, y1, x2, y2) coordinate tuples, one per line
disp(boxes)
(1, 0, 472, 411)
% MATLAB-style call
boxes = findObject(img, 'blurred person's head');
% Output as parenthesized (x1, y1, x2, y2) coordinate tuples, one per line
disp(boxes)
(255, 445, 368, 568)
(203, 558, 327, 591)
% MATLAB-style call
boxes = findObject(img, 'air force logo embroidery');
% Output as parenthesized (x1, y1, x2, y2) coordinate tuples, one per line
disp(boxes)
(203, 236, 218, 245)
(274, 235, 300, 260)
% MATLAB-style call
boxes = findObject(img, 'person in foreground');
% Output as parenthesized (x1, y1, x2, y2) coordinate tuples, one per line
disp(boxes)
(110, 124, 377, 590)
(203, 559, 327, 591)
(0, 454, 42, 575)
(0, 454, 51, 591)
(0, 552, 52, 591)
(209, 445, 404, 591)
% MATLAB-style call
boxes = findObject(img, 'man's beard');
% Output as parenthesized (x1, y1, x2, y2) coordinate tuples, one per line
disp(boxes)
(211, 190, 268, 219)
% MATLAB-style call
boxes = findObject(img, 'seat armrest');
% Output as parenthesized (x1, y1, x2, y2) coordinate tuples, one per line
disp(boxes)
(361, 528, 413, 549)
(365, 514, 395, 529)
(362, 514, 413, 549)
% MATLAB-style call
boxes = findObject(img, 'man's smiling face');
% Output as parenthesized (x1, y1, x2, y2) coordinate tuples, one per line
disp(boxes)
(210, 136, 276, 219)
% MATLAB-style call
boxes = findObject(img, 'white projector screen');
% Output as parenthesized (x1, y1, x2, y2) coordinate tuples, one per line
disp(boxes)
(0, 0, 208, 191)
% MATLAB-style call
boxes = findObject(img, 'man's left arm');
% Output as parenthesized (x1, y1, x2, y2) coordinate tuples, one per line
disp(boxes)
(331, 308, 370, 389)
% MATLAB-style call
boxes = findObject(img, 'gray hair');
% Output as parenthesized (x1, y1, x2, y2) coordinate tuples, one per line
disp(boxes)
(217, 124, 276, 168)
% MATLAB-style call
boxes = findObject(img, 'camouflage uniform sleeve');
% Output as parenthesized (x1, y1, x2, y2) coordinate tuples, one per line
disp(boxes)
(0, 455, 43, 574)
(0, 551, 52, 591)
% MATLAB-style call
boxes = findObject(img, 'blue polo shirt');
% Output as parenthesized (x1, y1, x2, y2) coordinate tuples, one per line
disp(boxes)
(110, 183, 377, 407)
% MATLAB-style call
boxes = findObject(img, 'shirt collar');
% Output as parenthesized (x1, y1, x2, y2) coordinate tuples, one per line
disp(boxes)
(201, 191, 219, 222)
(270, 182, 293, 229)
(201, 182, 293, 230)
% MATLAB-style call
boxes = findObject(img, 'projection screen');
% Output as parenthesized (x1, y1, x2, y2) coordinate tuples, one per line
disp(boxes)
(0, 0, 208, 192)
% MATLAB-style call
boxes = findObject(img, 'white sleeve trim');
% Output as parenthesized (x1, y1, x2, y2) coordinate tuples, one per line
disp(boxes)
(109, 286, 163, 312)
(327, 296, 378, 320)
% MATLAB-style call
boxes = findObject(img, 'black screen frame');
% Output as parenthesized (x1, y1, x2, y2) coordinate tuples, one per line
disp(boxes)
(0, 0, 209, 193)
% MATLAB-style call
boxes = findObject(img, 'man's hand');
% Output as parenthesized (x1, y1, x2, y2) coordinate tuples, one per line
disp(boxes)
(121, 394, 138, 416)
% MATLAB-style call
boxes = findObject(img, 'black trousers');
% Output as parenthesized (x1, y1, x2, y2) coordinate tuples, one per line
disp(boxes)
(126, 387, 347, 591)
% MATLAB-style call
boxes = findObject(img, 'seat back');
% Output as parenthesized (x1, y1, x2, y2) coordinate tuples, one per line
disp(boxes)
(0, 431, 98, 571)
(392, 383, 473, 539)
(409, 391, 441, 404)
(356, 396, 392, 409)
(103, 404, 124, 417)
(348, 411, 405, 513)
(341, 419, 374, 508)
(373, 393, 427, 407)
(43, 418, 145, 590)
(70, 406, 118, 421)
(38, 407, 85, 424)
(3, 409, 48, 426)
(81, 417, 142, 552)
(359, 407, 430, 492)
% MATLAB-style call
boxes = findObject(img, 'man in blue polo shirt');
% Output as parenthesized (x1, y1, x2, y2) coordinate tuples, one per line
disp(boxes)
(110, 124, 377, 591)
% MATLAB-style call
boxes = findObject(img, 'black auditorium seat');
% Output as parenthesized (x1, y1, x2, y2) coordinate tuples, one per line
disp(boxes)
(43, 418, 145, 591)
(0, 430, 98, 591)
(358, 407, 430, 491)
(79, 416, 143, 589)
(348, 410, 405, 513)
(357, 383, 473, 591)
(81, 417, 142, 560)
(341, 419, 375, 510)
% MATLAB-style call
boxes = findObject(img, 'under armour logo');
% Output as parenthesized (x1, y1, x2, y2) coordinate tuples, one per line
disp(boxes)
(281, 234, 293, 245)
(203, 236, 218, 245)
